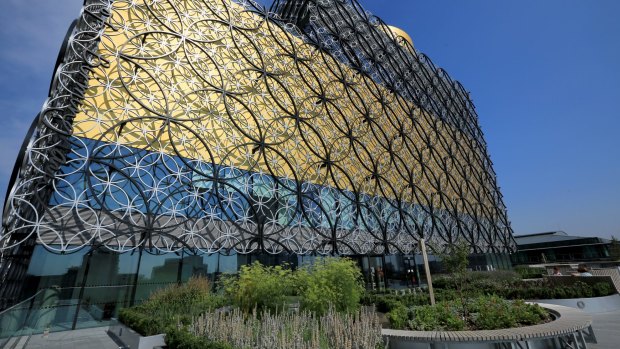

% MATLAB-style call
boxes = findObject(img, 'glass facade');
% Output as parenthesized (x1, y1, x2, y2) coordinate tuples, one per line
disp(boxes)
(9, 244, 511, 332)
(512, 238, 611, 265)
(18, 246, 243, 330)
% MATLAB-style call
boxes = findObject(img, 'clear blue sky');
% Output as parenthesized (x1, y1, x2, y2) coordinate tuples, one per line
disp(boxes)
(0, 0, 618, 239)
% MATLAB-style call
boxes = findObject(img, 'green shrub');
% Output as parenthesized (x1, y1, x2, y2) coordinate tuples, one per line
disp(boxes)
(468, 295, 549, 330)
(221, 261, 293, 313)
(295, 257, 364, 315)
(593, 282, 613, 297)
(379, 295, 549, 331)
(374, 295, 402, 313)
(387, 304, 409, 329)
(119, 308, 163, 336)
(363, 291, 430, 313)
(514, 266, 545, 279)
(469, 270, 521, 284)
(432, 275, 453, 289)
(511, 300, 548, 326)
(469, 295, 516, 330)
(409, 302, 464, 331)
(119, 276, 225, 336)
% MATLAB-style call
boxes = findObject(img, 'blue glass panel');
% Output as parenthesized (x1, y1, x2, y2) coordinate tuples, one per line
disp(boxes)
(190, 161, 214, 190)
(251, 173, 275, 198)
(338, 190, 355, 229)
(134, 250, 181, 302)
(49, 136, 440, 233)
(319, 187, 337, 228)
(218, 253, 239, 273)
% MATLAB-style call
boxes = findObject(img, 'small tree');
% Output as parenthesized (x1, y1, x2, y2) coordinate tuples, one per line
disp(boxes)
(222, 261, 293, 313)
(295, 257, 365, 315)
(439, 241, 470, 316)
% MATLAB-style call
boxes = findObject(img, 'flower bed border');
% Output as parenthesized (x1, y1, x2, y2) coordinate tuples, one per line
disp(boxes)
(382, 303, 596, 349)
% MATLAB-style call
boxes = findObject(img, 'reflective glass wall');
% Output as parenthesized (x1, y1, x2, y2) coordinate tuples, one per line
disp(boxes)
(15, 244, 512, 332)
(21, 245, 247, 331)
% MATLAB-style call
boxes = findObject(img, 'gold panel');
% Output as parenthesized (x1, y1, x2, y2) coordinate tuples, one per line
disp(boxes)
(72, 0, 493, 211)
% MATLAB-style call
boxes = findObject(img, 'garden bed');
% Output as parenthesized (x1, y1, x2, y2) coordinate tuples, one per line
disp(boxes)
(119, 258, 384, 349)
(382, 295, 551, 331)
(117, 259, 612, 349)
(382, 303, 595, 349)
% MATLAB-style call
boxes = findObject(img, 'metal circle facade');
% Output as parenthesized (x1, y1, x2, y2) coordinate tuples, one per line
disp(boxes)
(0, 0, 515, 256)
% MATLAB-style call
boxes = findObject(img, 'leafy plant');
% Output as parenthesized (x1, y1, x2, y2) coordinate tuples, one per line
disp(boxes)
(386, 304, 409, 329)
(593, 282, 613, 297)
(468, 295, 549, 330)
(438, 242, 470, 316)
(295, 257, 365, 315)
(119, 276, 226, 336)
(221, 261, 294, 313)
(514, 266, 545, 279)
(409, 302, 464, 331)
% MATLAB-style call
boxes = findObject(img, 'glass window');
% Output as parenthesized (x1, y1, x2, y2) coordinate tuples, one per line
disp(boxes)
(180, 252, 219, 283)
(251, 174, 275, 198)
(338, 190, 355, 230)
(300, 183, 321, 227)
(133, 250, 182, 303)
(190, 161, 215, 190)
(218, 253, 239, 274)
(75, 249, 139, 326)
(25, 245, 89, 292)
(319, 187, 338, 229)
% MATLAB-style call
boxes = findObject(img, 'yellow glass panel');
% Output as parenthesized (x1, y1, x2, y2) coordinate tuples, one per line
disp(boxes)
(72, 0, 494, 211)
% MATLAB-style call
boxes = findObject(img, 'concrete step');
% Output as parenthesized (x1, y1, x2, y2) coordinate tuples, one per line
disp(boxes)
(1, 335, 30, 349)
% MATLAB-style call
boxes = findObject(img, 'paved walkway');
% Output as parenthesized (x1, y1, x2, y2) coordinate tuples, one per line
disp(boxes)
(16, 308, 619, 349)
(24, 327, 120, 349)
(590, 309, 620, 349)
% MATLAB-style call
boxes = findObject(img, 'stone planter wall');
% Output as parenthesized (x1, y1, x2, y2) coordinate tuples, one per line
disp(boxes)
(108, 322, 166, 349)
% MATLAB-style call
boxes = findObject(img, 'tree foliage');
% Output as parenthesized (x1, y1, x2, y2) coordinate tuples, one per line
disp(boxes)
(295, 257, 365, 315)
(221, 261, 293, 313)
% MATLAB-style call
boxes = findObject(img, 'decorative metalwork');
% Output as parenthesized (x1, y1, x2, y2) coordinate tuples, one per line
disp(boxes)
(0, 0, 515, 256)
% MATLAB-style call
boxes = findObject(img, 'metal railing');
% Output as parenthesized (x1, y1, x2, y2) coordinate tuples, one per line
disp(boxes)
(0, 284, 135, 344)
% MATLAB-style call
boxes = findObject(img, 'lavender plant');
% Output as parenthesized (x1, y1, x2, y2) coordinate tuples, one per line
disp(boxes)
(188, 306, 384, 349)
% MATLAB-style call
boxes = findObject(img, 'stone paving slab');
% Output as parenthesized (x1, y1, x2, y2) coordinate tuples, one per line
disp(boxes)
(25, 327, 120, 349)
(590, 310, 620, 349)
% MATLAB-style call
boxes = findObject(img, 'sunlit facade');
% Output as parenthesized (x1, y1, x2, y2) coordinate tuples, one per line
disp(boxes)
(0, 0, 514, 330)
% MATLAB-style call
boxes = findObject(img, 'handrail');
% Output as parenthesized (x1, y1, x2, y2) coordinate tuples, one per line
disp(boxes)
(0, 288, 49, 317)
(0, 284, 138, 340)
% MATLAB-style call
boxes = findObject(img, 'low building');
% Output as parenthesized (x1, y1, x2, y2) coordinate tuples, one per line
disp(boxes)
(512, 231, 612, 265)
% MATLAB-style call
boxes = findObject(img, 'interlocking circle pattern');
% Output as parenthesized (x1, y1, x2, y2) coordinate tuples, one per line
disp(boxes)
(0, 0, 515, 255)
